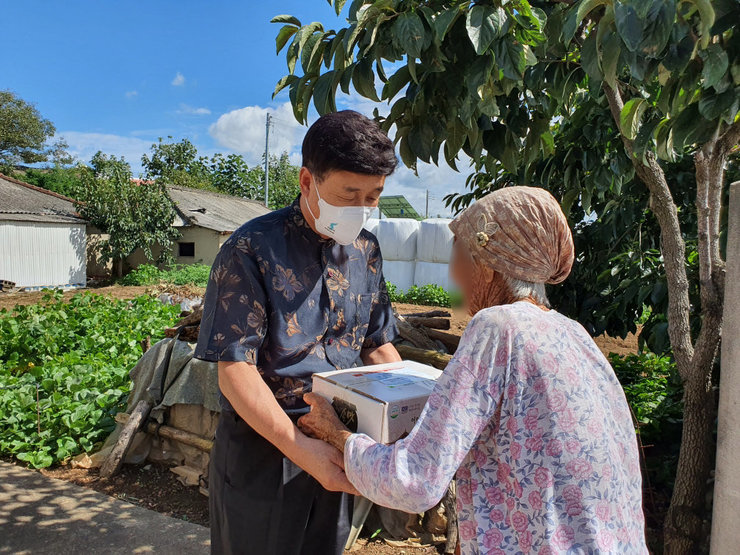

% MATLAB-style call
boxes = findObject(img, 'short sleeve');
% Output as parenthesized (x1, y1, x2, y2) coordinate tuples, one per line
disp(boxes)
(362, 249, 397, 349)
(194, 241, 268, 364)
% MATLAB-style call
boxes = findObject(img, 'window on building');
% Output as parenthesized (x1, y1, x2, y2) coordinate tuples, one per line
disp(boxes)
(178, 242, 195, 257)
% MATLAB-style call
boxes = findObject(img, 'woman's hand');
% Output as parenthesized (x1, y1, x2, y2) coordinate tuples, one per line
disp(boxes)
(298, 392, 353, 453)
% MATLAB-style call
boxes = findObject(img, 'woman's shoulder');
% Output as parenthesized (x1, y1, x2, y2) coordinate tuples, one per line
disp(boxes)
(470, 302, 548, 328)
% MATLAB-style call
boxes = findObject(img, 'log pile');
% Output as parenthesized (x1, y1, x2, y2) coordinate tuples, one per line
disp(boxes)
(392, 309, 456, 370)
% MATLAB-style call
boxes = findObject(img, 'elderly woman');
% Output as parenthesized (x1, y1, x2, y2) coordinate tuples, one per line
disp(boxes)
(299, 187, 647, 554)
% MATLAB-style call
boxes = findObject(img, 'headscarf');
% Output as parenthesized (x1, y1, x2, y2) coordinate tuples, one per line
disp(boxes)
(449, 186, 574, 285)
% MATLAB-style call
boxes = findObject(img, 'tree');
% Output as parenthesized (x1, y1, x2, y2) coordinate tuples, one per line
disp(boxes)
(209, 152, 263, 198)
(141, 137, 301, 208)
(265, 152, 301, 209)
(21, 166, 85, 199)
(77, 152, 179, 276)
(141, 137, 213, 190)
(0, 90, 70, 170)
(273, 1, 739, 552)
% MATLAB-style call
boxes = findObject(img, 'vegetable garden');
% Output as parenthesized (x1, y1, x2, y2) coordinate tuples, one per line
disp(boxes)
(0, 291, 180, 468)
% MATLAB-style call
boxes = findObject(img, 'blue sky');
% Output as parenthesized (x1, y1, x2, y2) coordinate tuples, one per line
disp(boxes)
(1, 1, 466, 216)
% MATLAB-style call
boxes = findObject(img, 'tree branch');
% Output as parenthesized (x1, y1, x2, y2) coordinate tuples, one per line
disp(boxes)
(602, 82, 695, 373)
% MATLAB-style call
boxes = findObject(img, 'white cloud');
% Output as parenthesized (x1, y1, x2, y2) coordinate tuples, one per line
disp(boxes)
(60, 131, 156, 174)
(177, 103, 211, 116)
(209, 102, 304, 166)
(209, 94, 469, 216)
(125, 90, 138, 99)
(171, 72, 185, 86)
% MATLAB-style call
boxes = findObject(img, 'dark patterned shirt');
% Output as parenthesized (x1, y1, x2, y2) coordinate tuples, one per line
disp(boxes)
(195, 196, 397, 412)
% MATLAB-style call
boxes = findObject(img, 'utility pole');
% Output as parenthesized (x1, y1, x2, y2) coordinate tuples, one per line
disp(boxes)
(425, 189, 429, 219)
(264, 113, 271, 207)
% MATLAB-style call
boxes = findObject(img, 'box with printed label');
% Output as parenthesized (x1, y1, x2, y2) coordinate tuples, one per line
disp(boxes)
(312, 361, 442, 444)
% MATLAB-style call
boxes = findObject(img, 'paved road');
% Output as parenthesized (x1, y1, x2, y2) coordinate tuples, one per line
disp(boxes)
(0, 461, 210, 554)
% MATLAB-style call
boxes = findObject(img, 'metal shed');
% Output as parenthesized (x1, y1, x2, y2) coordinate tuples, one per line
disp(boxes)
(0, 173, 87, 289)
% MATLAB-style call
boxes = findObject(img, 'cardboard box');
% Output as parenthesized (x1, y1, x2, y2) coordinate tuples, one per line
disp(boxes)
(313, 361, 442, 444)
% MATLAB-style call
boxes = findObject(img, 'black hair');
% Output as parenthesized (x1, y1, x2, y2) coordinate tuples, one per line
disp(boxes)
(301, 110, 398, 180)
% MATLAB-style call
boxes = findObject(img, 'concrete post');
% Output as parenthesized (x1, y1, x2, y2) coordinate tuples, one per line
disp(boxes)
(710, 181, 740, 553)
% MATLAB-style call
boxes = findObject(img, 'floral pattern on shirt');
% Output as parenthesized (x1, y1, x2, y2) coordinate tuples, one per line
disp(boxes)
(345, 302, 647, 554)
(195, 197, 397, 412)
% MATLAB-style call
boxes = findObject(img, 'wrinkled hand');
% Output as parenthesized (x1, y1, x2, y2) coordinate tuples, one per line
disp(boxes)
(298, 392, 352, 453)
(298, 437, 359, 495)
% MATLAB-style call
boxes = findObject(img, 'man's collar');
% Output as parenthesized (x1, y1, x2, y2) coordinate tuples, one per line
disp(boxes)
(289, 195, 332, 244)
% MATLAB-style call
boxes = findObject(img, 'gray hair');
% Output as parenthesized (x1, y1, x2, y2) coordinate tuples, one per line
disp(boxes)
(503, 275, 550, 308)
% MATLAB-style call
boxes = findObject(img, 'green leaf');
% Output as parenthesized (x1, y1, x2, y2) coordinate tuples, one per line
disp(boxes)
(275, 25, 298, 54)
(273, 75, 298, 98)
(352, 57, 380, 101)
(581, 30, 602, 82)
(382, 65, 411, 100)
(466, 5, 506, 55)
(494, 39, 526, 81)
(637, 0, 675, 57)
(562, 0, 605, 43)
(333, 0, 348, 16)
(699, 44, 729, 89)
(393, 12, 427, 59)
(614, 1, 643, 52)
(399, 135, 416, 169)
(286, 36, 300, 74)
(698, 88, 738, 121)
(271, 14, 301, 26)
(313, 71, 337, 115)
(620, 98, 648, 140)
(685, 0, 716, 48)
(433, 9, 461, 42)
(446, 119, 467, 157)
(601, 31, 621, 87)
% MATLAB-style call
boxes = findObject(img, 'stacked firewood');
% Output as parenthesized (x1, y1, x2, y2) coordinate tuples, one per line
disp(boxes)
(392, 309, 457, 370)
(164, 305, 203, 342)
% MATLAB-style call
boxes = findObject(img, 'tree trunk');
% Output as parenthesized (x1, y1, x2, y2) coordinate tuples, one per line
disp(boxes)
(602, 83, 728, 554)
(663, 377, 716, 553)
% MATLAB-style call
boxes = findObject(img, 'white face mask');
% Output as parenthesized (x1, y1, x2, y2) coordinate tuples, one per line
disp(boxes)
(306, 182, 374, 245)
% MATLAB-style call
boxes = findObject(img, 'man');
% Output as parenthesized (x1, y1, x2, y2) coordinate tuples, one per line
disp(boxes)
(195, 110, 402, 555)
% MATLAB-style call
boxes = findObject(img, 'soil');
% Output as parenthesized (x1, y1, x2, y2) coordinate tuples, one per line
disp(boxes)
(0, 284, 150, 311)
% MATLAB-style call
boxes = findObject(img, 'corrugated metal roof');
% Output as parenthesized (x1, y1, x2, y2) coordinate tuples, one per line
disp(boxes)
(167, 185, 272, 233)
(0, 173, 86, 224)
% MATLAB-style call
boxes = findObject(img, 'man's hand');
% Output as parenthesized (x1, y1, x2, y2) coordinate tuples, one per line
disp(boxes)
(218, 361, 358, 495)
(296, 436, 359, 495)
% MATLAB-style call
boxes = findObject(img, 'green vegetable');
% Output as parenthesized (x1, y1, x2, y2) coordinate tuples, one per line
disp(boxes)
(0, 290, 180, 468)
(120, 264, 211, 287)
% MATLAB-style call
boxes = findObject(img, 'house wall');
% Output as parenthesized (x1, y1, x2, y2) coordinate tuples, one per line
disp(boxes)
(126, 226, 227, 269)
(0, 221, 87, 288)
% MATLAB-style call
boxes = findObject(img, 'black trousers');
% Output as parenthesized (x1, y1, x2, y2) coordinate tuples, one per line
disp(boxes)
(209, 411, 352, 555)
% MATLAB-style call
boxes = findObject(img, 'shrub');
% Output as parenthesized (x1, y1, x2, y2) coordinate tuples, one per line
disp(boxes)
(0, 291, 180, 467)
(386, 282, 455, 308)
(121, 264, 211, 287)
(120, 264, 162, 286)
(609, 352, 683, 489)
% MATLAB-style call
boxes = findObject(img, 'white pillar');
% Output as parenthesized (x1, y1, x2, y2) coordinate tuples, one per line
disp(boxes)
(711, 181, 740, 553)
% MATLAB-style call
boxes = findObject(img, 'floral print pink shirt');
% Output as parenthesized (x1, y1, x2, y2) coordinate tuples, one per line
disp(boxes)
(345, 302, 647, 554)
